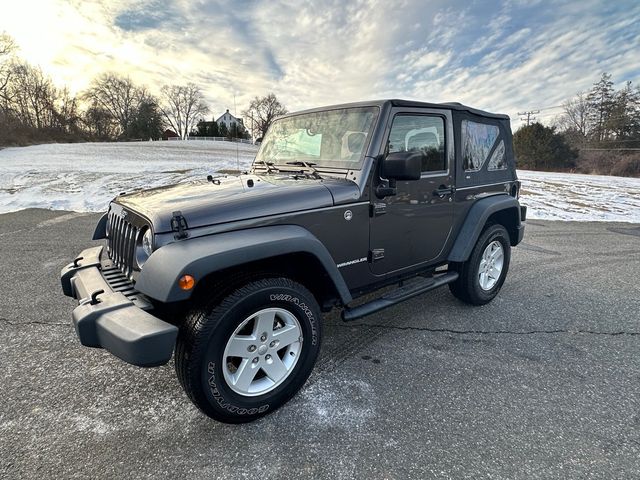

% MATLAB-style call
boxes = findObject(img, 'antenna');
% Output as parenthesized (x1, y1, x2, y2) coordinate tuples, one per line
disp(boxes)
(234, 94, 240, 172)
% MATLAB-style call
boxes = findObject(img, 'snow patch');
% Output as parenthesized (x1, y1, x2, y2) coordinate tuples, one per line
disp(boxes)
(296, 378, 376, 429)
(0, 141, 257, 214)
(36, 212, 92, 228)
(518, 170, 640, 223)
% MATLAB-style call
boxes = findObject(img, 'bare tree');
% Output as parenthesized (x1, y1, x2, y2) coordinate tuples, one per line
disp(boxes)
(82, 100, 118, 139)
(0, 32, 17, 105)
(54, 86, 81, 133)
(7, 61, 58, 129)
(242, 93, 287, 140)
(558, 92, 592, 137)
(84, 73, 149, 137)
(159, 83, 209, 139)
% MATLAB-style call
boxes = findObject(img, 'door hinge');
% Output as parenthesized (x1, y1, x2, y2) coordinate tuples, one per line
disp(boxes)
(370, 249, 385, 262)
(171, 211, 189, 240)
(369, 203, 387, 217)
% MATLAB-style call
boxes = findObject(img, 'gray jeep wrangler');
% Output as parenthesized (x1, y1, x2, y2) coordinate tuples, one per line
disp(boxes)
(61, 100, 526, 423)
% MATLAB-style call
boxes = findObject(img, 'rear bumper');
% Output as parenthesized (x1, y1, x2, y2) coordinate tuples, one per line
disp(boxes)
(61, 246, 178, 367)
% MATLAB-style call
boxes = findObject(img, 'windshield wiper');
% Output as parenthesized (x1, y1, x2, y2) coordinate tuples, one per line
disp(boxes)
(283, 161, 322, 179)
(253, 160, 278, 174)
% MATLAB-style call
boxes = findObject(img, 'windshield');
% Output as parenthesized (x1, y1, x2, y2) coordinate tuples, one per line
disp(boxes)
(254, 106, 379, 169)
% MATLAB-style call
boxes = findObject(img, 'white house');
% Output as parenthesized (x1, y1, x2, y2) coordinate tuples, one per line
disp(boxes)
(216, 109, 243, 130)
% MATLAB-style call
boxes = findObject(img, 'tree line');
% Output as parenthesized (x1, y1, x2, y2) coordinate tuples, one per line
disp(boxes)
(0, 33, 287, 147)
(514, 73, 640, 177)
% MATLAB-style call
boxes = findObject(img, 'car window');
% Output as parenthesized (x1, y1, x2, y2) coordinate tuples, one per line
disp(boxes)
(387, 115, 446, 172)
(488, 139, 506, 170)
(462, 120, 500, 171)
(255, 107, 378, 169)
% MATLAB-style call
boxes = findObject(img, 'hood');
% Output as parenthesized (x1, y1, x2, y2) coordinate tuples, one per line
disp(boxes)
(115, 174, 360, 233)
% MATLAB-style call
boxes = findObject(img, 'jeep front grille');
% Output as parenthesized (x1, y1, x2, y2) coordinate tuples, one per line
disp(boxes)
(106, 210, 139, 279)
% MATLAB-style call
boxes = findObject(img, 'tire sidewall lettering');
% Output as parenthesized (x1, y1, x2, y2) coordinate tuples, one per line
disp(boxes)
(269, 293, 318, 346)
(206, 361, 269, 416)
(196, 280, 322, 421)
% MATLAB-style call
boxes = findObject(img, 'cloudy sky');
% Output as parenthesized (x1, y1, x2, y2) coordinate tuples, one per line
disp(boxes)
(1, 0, 638, 127)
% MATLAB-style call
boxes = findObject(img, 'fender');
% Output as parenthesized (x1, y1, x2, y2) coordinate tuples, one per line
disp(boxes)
(448, 195, 523, 263)
(92, 213, 108, 240)
(135, 225, 353, 304)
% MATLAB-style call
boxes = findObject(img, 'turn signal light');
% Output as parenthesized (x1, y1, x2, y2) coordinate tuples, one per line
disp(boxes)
(178, 274, 195, 290)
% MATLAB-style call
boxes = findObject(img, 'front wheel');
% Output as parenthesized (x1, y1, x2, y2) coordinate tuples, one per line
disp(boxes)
(449, 224, 511, 305)
(175, 277, 322, 423)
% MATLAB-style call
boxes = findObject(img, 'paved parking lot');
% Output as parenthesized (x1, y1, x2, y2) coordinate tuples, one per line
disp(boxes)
(1, 209, 639, 479)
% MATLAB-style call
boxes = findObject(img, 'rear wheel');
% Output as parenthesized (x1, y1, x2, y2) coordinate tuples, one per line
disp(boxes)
(175, 277, 322, 423)
(449, 224, 511, 305)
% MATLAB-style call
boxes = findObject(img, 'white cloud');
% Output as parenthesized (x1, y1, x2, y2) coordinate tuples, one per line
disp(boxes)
(0, 0, 637, 127)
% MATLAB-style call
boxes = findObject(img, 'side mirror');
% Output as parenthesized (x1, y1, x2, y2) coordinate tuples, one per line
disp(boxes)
(377, 151, 422, 198)
(382, 151, 422, 180)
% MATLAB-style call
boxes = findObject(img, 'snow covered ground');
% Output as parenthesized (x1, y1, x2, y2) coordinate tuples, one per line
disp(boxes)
(1, 141, 639, 222)
(0, 141, 256, 213)
(518, 170, 640, 223)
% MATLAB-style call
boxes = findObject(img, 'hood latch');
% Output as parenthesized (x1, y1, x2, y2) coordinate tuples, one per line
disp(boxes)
(171, 211, 189, 240)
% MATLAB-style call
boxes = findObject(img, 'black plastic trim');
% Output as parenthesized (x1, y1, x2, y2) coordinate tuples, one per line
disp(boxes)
(60, 246, 178, 367)
(92, 213, 108, 240)
(342, 272, 459, 321)
(136, 225, 353, 304)
(448, 195, 523, 262)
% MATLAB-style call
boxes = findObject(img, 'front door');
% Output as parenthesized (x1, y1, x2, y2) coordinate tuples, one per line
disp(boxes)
(369, 108, 455, 276)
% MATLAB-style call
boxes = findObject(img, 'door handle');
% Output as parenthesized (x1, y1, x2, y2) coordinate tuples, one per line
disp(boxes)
(433, 185, 453, 198)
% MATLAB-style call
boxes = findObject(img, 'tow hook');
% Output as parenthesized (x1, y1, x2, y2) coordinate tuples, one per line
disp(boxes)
(79, 289, 105, 306)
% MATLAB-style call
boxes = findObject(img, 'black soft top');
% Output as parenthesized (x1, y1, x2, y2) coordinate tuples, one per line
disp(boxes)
(288, 99, 509, 120)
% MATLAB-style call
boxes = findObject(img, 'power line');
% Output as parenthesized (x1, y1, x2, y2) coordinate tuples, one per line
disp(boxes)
(537, 105, 563, 111)
(517, 110, 540, 125)
(579, 148, 640, 151)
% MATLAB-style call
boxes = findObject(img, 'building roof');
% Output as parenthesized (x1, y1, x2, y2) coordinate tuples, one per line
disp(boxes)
(215, 109, 242, 124)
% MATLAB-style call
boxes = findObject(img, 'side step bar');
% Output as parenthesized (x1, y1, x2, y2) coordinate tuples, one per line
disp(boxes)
(341, 271, 459, 322)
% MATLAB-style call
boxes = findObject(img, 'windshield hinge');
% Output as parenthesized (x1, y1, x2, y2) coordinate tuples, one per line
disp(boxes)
(171, 211, 189, 240)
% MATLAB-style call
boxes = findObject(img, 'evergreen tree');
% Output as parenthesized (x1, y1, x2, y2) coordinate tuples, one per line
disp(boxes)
(586, 73, 615, 142)
(128, 99, 163, 140)
(196, 120, 207, 137)
(218, 122, 228, 138)
(513, 123, 577, 170)
(606, 81, 640, 140)
(208, 120, 219, 137)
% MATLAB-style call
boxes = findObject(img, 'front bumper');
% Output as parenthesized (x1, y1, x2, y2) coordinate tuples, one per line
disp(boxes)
(61, 246, 178, 367)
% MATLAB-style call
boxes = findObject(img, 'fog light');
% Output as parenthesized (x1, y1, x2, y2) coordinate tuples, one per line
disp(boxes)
(178, 274, 195, 290)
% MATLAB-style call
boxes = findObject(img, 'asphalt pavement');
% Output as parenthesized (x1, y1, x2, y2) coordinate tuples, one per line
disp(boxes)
(1, 209, 639, 479)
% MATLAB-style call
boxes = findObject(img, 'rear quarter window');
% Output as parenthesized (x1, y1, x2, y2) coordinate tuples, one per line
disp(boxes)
(488, 139, 506, 170)
(461, 120, 500, 171)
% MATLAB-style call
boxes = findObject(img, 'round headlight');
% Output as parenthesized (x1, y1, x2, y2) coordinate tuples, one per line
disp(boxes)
(142, 228, 153, 256)
(135, 227, 153, 268)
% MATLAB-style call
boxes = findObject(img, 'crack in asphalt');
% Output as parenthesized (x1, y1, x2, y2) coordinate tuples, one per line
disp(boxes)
(0, 318, 68, 327)
(328, 322, 640, 336)
(3, 316, 637, 337)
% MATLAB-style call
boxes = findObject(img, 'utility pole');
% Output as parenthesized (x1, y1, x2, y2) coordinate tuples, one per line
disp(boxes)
(517, 110, 540, 126)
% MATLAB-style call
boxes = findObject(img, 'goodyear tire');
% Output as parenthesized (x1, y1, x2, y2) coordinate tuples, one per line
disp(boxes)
(175, 277, 322, 423)
(449, 224, 511, 305)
